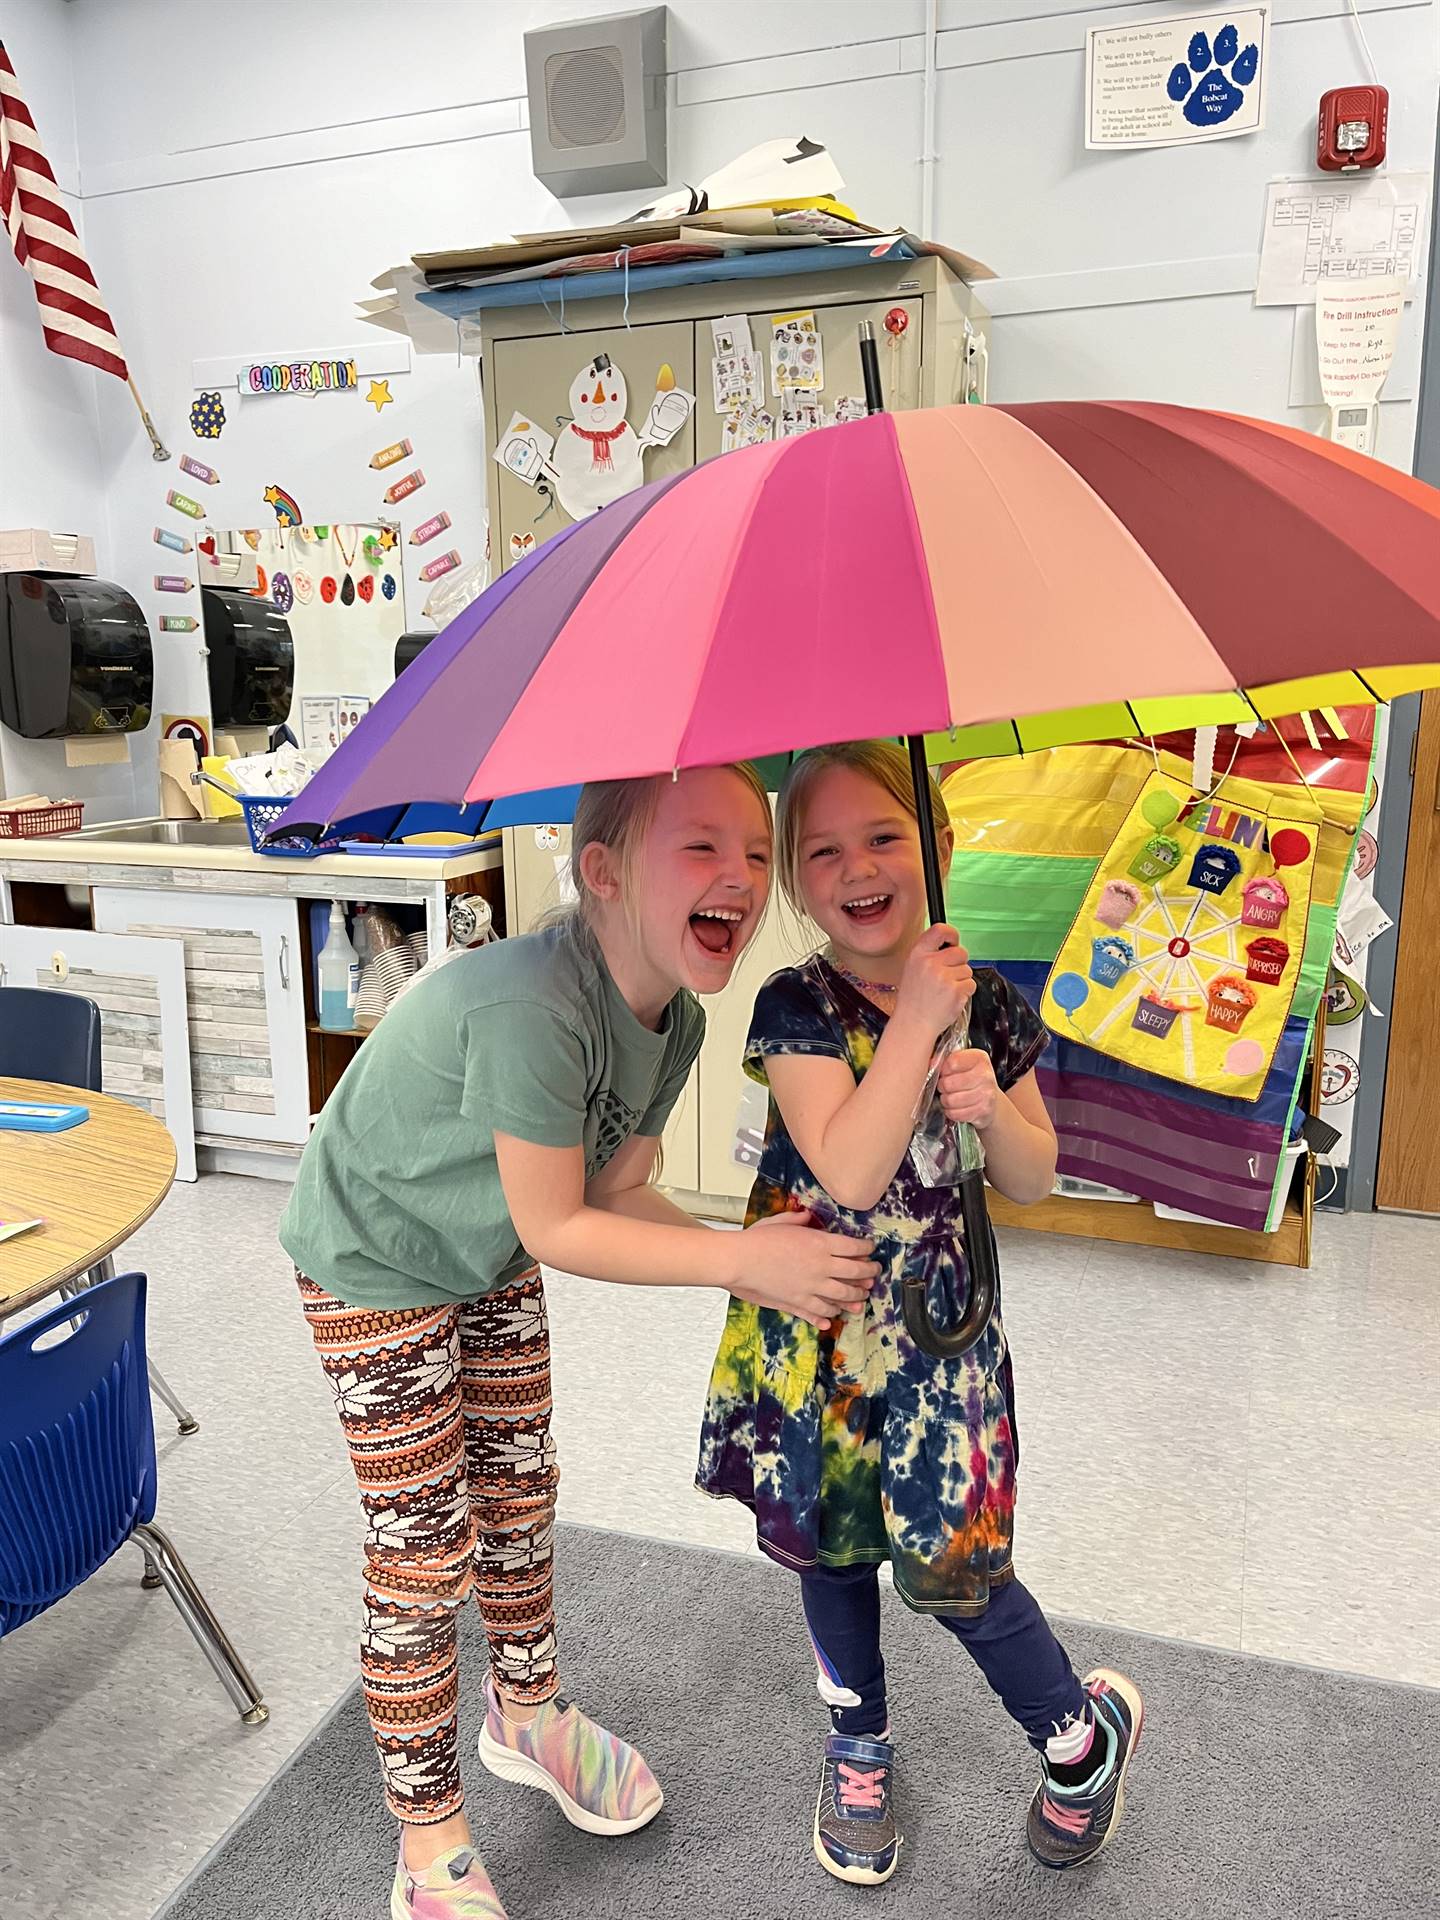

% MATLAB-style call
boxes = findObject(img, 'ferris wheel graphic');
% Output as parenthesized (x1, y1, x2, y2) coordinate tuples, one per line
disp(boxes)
(1087, 886, 1245, 1082)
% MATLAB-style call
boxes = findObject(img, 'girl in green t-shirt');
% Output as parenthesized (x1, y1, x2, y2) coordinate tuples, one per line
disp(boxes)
(286, 763, 879, 1920)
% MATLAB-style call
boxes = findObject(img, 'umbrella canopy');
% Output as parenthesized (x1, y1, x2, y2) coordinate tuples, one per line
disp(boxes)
(277, 402, 1440, 838)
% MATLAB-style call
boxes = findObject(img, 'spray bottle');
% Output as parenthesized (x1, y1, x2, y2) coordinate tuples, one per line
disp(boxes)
(317, 901, 360, 1031)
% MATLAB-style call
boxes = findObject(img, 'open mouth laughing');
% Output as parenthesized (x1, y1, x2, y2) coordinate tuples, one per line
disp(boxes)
(842, 892, 893, 927)
(688, 906, 745, 959)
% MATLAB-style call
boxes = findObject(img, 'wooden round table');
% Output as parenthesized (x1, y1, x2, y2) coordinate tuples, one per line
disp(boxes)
(0, 1075, 177, 1319)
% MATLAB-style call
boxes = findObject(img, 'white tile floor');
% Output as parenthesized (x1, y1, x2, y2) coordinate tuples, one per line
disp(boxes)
(1, 1175, 1436, 1920)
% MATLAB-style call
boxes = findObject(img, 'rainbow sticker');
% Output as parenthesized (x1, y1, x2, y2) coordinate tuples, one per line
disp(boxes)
(262, 484, 302, 527)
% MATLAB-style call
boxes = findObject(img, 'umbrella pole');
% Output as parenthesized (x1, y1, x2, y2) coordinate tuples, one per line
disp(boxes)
(906, 733, 949, 927)
(901, 735, 999, 1360)
(861, 328, 997, 1360)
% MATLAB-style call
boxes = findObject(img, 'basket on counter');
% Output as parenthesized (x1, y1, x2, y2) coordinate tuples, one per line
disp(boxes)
(239, 794, 340, 859)
(0, 799, 84, 838)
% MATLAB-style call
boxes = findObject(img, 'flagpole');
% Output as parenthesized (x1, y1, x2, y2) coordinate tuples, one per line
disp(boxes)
(127, 376, 171, 461)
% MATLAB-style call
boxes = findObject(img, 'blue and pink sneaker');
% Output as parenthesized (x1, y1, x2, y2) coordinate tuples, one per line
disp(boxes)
(1026, 1668, 1145, 1870)
(813, 1733, 901, 1884)
(477, 1675, 664, 1836)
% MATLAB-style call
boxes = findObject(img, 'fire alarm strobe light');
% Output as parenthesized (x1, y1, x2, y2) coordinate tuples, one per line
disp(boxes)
(1317, 84, 1388, 171)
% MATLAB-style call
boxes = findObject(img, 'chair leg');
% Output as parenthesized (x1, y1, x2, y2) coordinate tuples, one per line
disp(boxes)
(129, 1520, 269, 1725)
(57, 1277, 89, 1335)
(73, 1261, 200, 1437)
(140, 1547, 163, 1590)
(147, 1357, 200, 1437)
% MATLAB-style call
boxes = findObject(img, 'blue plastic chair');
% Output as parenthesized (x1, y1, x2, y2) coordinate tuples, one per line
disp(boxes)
(0, 984, 199, 1437)
(0, 1272, 266, 1722)
(0, 985, 101, 1090)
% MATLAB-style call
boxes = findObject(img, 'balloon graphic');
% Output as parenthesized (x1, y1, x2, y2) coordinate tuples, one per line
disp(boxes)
(1224, 1038, 1265, 1076)
(1269, 828, 1311, 868)
(1051, 971, 1089, 1013)
(1141, 789, 1181, 828)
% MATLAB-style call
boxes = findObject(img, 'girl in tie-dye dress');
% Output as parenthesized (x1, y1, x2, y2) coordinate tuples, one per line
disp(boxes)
(697, 742, 1144, 1886)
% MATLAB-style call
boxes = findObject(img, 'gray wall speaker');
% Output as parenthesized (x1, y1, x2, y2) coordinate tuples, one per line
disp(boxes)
(524, 7, 668, 197)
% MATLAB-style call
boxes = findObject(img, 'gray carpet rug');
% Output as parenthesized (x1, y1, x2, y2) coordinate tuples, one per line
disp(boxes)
(158, 1525, 1435, 1920)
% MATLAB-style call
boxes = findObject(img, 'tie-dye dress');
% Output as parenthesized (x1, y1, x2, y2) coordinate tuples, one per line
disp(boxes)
(696, 954, 1049, 1617)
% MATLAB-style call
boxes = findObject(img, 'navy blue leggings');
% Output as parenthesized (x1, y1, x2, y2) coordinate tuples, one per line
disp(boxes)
(801, 1563, 1086, 1748)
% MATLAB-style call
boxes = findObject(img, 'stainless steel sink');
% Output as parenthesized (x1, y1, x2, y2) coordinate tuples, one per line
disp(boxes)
(65, 816, 252, 847)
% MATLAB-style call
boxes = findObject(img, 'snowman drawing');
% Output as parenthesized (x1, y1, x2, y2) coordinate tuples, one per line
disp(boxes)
(544, 354, 689, 520)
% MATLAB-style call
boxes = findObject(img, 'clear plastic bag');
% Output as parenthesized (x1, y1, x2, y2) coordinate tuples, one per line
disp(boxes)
(801, 954, 985, 1191)
(907, 1017, 986, 1189)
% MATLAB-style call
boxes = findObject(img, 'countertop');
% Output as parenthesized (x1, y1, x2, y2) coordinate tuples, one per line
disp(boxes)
(0, 829, 503, 886)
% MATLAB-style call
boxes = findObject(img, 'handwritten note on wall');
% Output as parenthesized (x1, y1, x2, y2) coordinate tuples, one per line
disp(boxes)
(1316, 280, 1405, 407)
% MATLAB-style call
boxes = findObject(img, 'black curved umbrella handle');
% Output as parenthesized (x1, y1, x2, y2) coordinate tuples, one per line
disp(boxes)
(900, 1168, 997, 1358)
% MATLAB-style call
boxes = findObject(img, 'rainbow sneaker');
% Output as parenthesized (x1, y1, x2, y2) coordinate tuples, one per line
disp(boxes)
(813, 1733, 900, 1885)
(477, 1676, 664, 1836)
(391, 1843, 508, 1920)
(1026, 1668, 1144, 1870)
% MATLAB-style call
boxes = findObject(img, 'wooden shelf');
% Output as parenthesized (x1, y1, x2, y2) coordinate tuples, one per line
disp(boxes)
(307, 1021, 366, 1041)
(685, 1172, 1311, 1266)
(985, 1168, 1312, 1268)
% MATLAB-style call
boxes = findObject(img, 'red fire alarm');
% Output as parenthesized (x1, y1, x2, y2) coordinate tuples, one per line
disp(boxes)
(1317, 85, 1388, 170)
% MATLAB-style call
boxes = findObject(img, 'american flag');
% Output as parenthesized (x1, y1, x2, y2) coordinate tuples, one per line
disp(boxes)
(0, 39, 128, 380)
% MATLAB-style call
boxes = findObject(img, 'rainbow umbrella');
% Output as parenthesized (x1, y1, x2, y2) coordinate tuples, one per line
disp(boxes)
(276, 402, 1440, 1350)
(282, 403, 1440, 838)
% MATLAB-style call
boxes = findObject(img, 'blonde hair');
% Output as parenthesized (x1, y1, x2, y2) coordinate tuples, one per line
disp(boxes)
(566, 762, 772, 928)
(775, 740, 949, 915)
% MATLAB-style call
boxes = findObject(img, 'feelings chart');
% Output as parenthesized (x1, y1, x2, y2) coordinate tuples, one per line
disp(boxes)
(1043, 771, 1318, 1102)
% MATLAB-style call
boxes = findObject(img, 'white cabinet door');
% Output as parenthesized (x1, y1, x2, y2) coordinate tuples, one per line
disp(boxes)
(93, 889, 309, 1145)
(695, 900, 815, 1200)
(0, 922, 197, 1180)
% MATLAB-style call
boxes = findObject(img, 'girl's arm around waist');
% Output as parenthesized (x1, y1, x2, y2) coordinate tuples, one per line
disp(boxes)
(495, 1131, 880, 1328)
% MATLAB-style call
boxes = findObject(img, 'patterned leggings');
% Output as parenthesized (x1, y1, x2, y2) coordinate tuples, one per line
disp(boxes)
(297, 1266, 560, 1826)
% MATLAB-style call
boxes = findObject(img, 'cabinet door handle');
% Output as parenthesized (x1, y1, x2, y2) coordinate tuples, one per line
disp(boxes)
(279, 935, 291, 990)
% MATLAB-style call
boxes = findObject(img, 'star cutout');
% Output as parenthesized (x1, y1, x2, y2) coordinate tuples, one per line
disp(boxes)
(366, 379, 393, 412)
(378, 525, 399, 550)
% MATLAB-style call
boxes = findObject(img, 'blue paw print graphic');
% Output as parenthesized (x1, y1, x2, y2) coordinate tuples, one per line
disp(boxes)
(1168, 24, 1259, 127)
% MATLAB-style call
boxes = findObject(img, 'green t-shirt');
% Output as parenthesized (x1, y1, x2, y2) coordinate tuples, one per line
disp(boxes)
(279, 921, 705, 1309)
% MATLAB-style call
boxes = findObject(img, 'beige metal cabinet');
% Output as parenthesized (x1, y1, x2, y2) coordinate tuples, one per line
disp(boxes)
(691, 296, 924, 460)
(490, 322, 697, 565)
(480, 255, 990, 576)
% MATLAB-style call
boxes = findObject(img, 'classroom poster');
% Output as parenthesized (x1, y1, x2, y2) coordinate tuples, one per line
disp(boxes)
(1043, 769, 1319, 1101)
(1086, 9, 1268, 150)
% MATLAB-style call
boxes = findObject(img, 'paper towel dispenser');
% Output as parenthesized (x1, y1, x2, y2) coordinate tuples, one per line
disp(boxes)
(394, 629, 436, 678)
(202, 587, 294, 728)
(0, 572, 154, 738)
